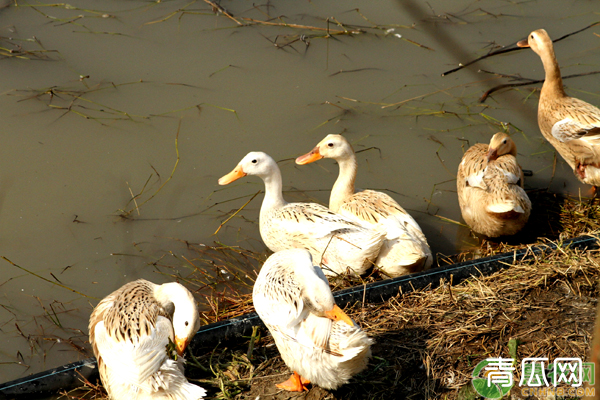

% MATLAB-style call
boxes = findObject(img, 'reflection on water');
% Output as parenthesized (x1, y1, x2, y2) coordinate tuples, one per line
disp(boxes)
(0, 0, 598, 383)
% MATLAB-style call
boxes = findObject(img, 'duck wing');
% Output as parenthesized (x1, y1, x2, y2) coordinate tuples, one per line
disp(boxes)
(93, 316, 173, 386)
(551, 98, 600, 143)
(458, 143, 489, 191)
(271, 202, 366, 238)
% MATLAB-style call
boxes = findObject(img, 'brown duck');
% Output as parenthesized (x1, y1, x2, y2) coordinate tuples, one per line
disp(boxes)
(518, 29, 600, 188)
(457, 133, 531, 237)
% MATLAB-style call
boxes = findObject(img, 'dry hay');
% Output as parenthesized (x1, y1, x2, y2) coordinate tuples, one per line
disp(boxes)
(198, 192, 600, 324)
(183, 238, 599, 399)
(60, 193, 600, 399)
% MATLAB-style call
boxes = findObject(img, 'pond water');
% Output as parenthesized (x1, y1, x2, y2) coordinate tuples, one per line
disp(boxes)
(0, 0, 598, 385)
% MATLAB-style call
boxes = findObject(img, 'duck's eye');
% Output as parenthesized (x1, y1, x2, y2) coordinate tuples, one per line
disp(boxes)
(252, 159, 257, 164)
(328, 143, 334, 147)
(503, 139, 507, 144)
(530, 34, 534, 39)
(185, 321, 189, 327)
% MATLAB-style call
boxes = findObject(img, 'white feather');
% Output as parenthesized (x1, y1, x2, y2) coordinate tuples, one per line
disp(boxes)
(466, 168, 487, 189)
(253, 249, 372, 390)
(486, 201, 524, 214)
(552, 117, 600, 143)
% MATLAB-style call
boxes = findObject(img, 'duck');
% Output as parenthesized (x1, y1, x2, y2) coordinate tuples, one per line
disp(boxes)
(218, 151, 385, 276)
(457, 132, 531, 237)
(296, 134, 433, 277)
(252, 248, 372, 391)
(518, 29, 600, 188)
(89, 279, 206, 400)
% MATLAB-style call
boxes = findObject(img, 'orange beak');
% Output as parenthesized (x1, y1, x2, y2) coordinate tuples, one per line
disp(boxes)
(218, 166, 246, 185)
(517, 39, 530, 48)
(295, 147, 323, 165)
(175, 336, 189, 356)
(324, 304, 354, 326)
(487, 148, 498, 162)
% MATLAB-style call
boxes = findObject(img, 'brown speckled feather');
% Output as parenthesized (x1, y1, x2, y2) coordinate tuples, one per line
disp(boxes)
(338, 190, 404, 225)
(88, 280, 171, 390)
(88, 279, 206, 400)
(259, 196, 384, 277)
(295, 134, 432, 277)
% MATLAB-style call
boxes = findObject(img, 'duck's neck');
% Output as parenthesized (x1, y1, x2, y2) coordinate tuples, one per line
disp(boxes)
(539, 47, 566, 99)
(154, 282, 186, 314)
(330, 156, 357, 212)
(260, 167, 287, 216)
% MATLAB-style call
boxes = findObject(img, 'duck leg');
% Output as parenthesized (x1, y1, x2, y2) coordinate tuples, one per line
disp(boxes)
(276, 371, 310, 392)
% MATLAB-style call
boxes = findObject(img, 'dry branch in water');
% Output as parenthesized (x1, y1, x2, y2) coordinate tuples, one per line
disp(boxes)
(479, 70, 600, 103)
(441, 21, 600, 77)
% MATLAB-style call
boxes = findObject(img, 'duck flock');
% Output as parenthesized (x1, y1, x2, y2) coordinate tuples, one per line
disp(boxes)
(87, 29, 600, 399)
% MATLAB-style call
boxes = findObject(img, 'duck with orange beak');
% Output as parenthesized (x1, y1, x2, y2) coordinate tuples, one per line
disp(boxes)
(89, 279, 206, 400)
(518, 28, 600, 191)
(253, 249, 373, 391)
(218, 151, 385, 276)
(296, 134, 433, 278)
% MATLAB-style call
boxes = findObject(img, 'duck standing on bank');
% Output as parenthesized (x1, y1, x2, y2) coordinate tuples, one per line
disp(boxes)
(253, 248, 372, 391)
(457, 133, 531, 237)
(296, 134, 432, 277)
(218, 151, 385, 276)
(89, 279, 206, 400)
(518, 29, 600, 189)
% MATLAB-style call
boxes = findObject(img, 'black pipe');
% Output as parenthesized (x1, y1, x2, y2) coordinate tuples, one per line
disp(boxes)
(1, 234, 597, 399)
(195, 234, 600, 348)
(0, 358, 98, 400)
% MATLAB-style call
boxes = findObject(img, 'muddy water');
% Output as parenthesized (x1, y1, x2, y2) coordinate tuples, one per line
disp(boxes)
(0, 0, 598, 384)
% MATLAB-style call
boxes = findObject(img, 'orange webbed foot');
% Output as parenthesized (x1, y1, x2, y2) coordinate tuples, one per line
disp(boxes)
(276, 371, 310, 392)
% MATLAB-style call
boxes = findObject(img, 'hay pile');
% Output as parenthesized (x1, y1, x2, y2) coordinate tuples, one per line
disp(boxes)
(186, 237, 599, 399)
(64, 194, 600, 399)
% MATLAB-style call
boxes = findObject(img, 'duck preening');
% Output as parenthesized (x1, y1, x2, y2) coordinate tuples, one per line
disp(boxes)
(89, 279, 206, 400)
(252, 249, 373, 391)
(457, 133, 531, 237)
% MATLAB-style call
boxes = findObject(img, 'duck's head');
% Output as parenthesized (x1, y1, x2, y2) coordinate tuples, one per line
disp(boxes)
(517, 29, 554, 57)
(296, 134, 354, 165)
(218, 151, 277, 184)
(280, 249, 354, 327)
(487, 132, 517, 162)
(156, 282, 201, 356)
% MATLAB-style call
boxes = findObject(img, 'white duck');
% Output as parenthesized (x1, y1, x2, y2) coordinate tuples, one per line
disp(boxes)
(296, 134, 432, 277)
(253, 248, 372, 391)
(218, 151, 385, 276)
(89, 279, 206, 400)
(457, 133, 531, 237)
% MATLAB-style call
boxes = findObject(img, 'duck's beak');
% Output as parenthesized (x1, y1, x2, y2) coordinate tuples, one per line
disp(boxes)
(517, 39, 530, 48)
(175, 336, 189, 356)
(487, 148, 499, 162)
(218, 166, 246, 185)
(295, 147, 323, 165)
(324, 304, 354, 326)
